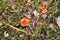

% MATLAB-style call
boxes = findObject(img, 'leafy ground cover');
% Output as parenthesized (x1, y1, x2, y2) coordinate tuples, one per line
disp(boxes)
(0, 0, 60, 40)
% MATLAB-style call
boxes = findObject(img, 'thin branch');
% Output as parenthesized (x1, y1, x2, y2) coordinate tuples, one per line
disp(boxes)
(1, 21, 32, 35)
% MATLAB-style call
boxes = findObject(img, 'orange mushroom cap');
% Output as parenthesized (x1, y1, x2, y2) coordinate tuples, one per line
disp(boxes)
(41, 6, 47, 13)
(19, 17, 30, 27)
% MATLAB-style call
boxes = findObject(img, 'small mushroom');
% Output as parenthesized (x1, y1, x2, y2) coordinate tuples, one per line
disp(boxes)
(55, 17, 60, 27)
(33, 10, 40, 17)
(42, 14, 47, 19)
(4, 31, 9, 37)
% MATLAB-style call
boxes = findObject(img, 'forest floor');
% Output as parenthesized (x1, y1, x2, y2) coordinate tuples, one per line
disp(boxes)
(0, 0, 60, 40)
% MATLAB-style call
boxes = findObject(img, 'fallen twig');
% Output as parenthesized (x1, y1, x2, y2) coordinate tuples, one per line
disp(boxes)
(1, 21, 32, 35)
